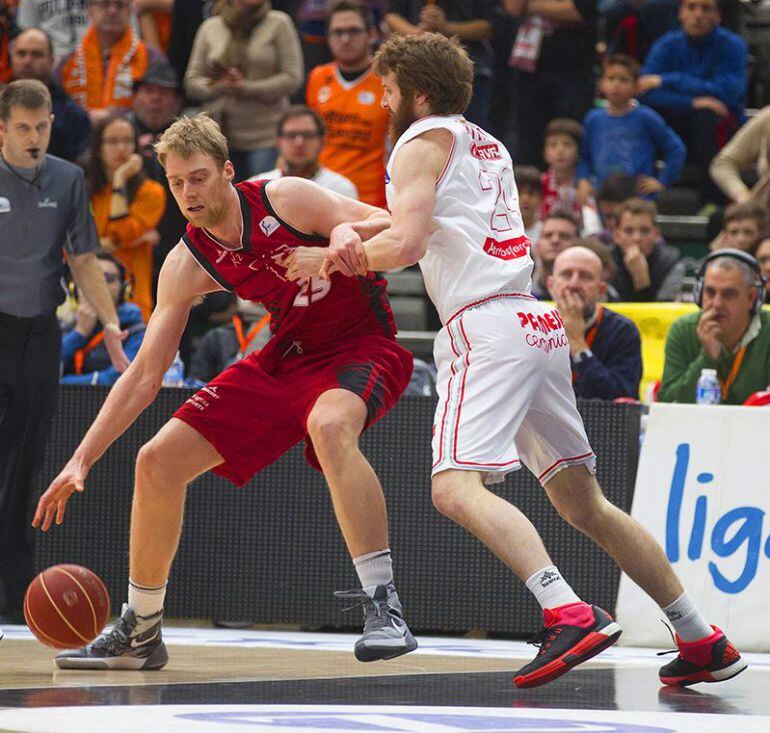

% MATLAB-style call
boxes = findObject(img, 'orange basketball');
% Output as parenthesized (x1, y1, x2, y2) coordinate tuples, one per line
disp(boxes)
(24, 565, 111, 649)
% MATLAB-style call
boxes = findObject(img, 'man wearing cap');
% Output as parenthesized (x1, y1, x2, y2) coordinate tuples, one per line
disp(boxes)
(128, 61, 185, 285)
(10, 27, 91, 162)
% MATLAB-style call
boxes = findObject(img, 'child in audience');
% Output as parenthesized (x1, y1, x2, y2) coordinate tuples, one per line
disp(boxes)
(514, 164, 543, 246)
(578, 54, 685, 205)
(541, 118, 583, 222)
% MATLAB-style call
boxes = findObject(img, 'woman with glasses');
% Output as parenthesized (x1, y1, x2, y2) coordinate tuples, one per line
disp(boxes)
(185, 0, 303, 181)
(86, 113, 166, 321)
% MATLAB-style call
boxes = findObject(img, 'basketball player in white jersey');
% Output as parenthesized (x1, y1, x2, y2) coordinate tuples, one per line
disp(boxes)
(315, 33, 746, 689)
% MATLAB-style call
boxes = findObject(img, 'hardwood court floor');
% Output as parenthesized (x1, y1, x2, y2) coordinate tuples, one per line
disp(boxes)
(1, 625, 769, 732)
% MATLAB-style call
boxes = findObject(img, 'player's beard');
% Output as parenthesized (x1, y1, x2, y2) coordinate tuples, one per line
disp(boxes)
(389, 92, 418, 146)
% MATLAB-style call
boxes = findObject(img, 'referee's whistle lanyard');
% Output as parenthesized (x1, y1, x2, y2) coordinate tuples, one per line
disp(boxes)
(0, 152, 44, 188)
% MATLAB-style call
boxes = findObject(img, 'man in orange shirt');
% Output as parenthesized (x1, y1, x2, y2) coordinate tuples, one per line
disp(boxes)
(306, 0, 389, 208)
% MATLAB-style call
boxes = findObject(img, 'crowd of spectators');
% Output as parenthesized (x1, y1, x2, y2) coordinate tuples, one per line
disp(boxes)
(1, 0, 770, 407)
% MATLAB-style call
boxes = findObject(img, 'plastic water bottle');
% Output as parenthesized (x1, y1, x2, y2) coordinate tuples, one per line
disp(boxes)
(695, 368, 721, 405)
(162, 352, 186, 387)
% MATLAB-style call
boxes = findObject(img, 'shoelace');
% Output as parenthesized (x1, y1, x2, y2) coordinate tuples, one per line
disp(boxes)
(334, 588, 394, 630)
(92, 614, 134, 652)
(527, 625, 562, 656)
(656, 619, 679, 658)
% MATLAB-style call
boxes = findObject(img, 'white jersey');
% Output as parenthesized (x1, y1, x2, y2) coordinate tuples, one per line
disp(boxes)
(385, 115, 533, 324)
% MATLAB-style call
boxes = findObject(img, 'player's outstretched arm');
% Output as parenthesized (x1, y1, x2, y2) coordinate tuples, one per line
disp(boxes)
(270, 177, 391, 279)
(33, 244, 221, 531)
(322, 130, 450, 277)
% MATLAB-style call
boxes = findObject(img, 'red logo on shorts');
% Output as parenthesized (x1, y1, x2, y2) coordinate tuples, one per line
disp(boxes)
(483, 236, 530, 261)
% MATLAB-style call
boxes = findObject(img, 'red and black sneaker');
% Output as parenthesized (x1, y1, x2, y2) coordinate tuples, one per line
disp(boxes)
(658, 625, 747, 687)
(513, 602, 622, 689)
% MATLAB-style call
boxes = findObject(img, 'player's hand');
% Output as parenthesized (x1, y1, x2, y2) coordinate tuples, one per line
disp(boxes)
(32, 459, 90, 531)
(283, 246, 327, 280)
(322, 224, 368, 279)
(696, 307, 723, 361)
(636, 175, 665, 196)
(103, 322, 130, 372)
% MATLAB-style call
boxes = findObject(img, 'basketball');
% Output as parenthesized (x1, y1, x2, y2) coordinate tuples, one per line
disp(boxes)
(24, 565, 111, 649)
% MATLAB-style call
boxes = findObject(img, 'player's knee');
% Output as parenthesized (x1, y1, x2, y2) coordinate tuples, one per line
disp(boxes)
(431, 475, 475, 523)
(553, 492, 610, 534)
(307, 409, 357, 457)
(135, 439, 174, 488)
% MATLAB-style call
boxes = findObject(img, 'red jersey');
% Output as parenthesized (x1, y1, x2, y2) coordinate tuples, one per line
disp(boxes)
(182, 180, 397, 352)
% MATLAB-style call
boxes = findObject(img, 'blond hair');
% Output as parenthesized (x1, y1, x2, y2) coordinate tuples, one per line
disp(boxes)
(154, 113, 228, 170)
(374, 33, 473, 116)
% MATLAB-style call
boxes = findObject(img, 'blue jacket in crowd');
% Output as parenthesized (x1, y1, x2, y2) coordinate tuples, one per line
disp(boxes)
(572, 306, 642, 401)
(61, 302, 146, 385)
(578, 103, 686, 189)
(639, 26, 747, 117)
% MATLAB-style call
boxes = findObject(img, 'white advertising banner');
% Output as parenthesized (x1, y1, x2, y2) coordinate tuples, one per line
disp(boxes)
(616, 403, 770, 651)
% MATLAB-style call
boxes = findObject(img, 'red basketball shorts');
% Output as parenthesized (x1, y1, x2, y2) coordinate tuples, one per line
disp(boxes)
(173, 334, 413, 486)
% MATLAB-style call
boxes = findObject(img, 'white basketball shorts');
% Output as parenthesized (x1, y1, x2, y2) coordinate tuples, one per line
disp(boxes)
(432, 294, 596, 485)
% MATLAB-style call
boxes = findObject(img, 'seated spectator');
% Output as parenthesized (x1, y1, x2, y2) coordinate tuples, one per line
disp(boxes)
(595, 172, 638, 245)
(531, 210, 580, 299)
(609, 198, 684, 301)
(709, 104, 770, 209)
(637, 0, 747, 206)
(709, 202, 766, 254)
(578, 54, 685, 205)
(58, 0, 164, 123)
(18, 0, 90, 61)
(658, 250, 770, 404)
(1, 0, 18, 85)
(384, 1, 492, 128)
(569, 236, 621, 301)
(306, 0, 388, 207)
(185, 0, 302, 181)
(189, 296, 271, 383)
(87, 113, 166, 321)
(515, 164, 543, 245)
(757, 239, 770, 295)
(249, 104, 358, 199)
(10, 28, 91, 162)
(548, 246, 642, 399)
(503, 0, 597, 168)
(127, 61, 186, 288)
(541, 118, 583, 222)
(61, 253, 145, 385)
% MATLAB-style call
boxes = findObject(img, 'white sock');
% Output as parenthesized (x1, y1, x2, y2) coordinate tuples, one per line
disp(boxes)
(128, 578, 167, 619)
(353, 549, 393, 591)
(525, 566, 581, 610)
(662, 592, 712, 642)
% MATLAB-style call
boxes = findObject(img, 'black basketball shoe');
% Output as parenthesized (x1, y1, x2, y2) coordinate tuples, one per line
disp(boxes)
(658, 625, 747, 686)
(514, 601, 622, 688)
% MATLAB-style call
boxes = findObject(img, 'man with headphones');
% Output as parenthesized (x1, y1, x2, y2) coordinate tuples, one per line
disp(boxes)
(60, 253, 146, 386)
(659, 248, 770, 404)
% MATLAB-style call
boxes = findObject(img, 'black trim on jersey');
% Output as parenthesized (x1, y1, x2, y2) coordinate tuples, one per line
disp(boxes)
(235, 186, 254, 252)
(362, 275, 393, 337)
(181, 233, 234, 291)
(259, 180, 326, 243)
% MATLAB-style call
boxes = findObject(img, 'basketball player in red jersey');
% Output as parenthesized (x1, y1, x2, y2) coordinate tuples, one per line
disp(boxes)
(33, 114, 417, 670)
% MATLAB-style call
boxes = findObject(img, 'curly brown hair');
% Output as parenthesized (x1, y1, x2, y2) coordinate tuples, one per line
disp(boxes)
(373, 32, 473, 116)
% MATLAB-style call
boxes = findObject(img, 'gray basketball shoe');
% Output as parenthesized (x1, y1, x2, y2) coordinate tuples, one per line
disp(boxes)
(55, 603, 168, 670)
(335, 583, 418, 662)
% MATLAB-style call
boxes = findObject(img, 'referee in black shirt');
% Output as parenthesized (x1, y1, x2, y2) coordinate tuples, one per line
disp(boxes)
(0, 80, 129, 623)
